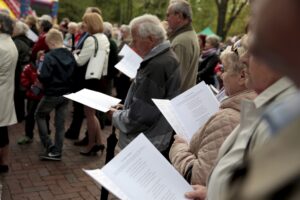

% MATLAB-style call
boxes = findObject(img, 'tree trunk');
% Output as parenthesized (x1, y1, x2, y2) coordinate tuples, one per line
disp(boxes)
(216, 0, 228, 39)
(126, 0, 133, 23)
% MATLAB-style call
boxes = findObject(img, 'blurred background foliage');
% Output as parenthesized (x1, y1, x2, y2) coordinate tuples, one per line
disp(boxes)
(58, 0, 249, 40)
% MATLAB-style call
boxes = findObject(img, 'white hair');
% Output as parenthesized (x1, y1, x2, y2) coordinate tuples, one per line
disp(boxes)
(103, 22, 113, 37)
(120, 24, 130, 33)
(129, 14, 166, 43)
(14, 20, 29, 36)
(68, 22, 78, 29)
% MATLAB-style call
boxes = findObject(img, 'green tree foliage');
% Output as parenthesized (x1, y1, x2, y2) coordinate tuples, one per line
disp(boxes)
(58, 0, 249, 39)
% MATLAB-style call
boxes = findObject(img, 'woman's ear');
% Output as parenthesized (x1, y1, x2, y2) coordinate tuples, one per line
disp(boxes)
(238, 68, 247, 85)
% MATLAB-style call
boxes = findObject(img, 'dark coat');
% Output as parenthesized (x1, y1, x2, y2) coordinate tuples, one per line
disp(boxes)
(113, 41, 181, 151)
(13, 34, 33, 88)
(38, 48, 76, 96)
(197, 53, 219, 85)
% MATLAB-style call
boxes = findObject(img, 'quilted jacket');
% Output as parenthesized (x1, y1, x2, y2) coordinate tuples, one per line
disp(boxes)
(169, 90, 256, 185)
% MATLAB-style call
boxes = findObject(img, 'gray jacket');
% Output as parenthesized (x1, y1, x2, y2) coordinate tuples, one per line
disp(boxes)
(113, 41, 181, 152)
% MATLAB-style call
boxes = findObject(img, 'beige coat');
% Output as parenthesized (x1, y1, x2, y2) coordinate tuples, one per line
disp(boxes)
(207, 77, 297, 200)
(169, 90, 256, 185)
(169, 24, 200, 92)
(227, 116, 300, 200)
(0, 34, 18, 126)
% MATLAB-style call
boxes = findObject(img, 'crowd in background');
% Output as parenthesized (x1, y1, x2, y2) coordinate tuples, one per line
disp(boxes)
(1, 0, 300, 199)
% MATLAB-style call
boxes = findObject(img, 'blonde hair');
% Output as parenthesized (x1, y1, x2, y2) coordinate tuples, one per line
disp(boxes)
(45, 28, 63, 45)
(68, 22, 78, 29)
(25, 15, 37, 27)
(220, 35, 249, 74)
(82, 13, 103, 34)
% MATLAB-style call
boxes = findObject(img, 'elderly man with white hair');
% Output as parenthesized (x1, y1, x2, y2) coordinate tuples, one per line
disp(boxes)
(12, 20, 34, 122)
(109, 14, 181, 157)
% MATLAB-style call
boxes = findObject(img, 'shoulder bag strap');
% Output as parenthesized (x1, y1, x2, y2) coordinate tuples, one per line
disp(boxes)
(91, 35, 98, 57)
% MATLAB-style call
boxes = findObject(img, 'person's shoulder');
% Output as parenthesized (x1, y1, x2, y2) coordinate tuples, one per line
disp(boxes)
(151, 48, 179, 66)
(84, 36, 94, 44)
(174, 29, 197, 39)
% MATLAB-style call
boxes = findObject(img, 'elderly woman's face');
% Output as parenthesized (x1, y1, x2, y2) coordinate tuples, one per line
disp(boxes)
(204, 40, 213, 50)
(221, 59, 244, 96)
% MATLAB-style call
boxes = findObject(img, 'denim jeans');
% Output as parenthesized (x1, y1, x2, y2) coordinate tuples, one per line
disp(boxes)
(25, 99, 50, 139)
(35, 96, 68, 154)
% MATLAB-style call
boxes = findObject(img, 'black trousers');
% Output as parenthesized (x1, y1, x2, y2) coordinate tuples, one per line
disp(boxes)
(0, 126, 8, 147)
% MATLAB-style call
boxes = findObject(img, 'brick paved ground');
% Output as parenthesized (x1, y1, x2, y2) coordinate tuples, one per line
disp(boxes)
(0, 104, 119, 200)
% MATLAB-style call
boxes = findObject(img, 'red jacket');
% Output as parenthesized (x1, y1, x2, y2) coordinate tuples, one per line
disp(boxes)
(31, 32, 49, 62)
(20, 64, 44, 100)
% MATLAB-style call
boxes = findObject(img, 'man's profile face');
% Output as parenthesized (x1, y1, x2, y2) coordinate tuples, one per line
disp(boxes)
(131, 27, 154, 58)
(166, 7, 181, 32)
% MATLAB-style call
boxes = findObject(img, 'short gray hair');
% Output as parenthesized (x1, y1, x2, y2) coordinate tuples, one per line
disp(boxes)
(168, 0, 193, 21)
(0, 13, 14, 35)
(14, 20, 29, 36)
(129, 14, 166, 43)
(206, 35, 221, 49)
(103, 22, 113, 38)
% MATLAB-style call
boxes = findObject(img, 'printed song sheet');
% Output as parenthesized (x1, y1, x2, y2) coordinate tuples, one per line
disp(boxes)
(64, 89, 121, 112)
(84, 134, 193, 200)
(115, 44, 142, 79)
(153, 82, 220, 142)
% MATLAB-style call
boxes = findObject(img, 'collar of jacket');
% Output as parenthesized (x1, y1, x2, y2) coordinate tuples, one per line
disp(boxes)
(141, 40, 171, 64)
(220, 90, 257, 112)
(253, 77, 295, 108)
(168, 24, 194, 41)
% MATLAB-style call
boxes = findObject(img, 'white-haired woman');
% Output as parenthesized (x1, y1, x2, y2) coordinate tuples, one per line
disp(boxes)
(0, 13, 18, 173)
(197, 35, 221, 86)
(103, 22, 118, 95)
(64, 22, 78, 51)
(169, 39, 256, 185)
(12, 20, 34, 123)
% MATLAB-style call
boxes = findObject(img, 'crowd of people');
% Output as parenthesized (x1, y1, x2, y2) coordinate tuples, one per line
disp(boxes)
(0, 0, 300, 199)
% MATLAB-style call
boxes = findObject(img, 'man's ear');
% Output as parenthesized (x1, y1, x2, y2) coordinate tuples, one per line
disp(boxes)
(148, 35, 156, 43)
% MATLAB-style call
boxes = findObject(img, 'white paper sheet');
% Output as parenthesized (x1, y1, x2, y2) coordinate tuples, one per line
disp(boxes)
(83, 169, 129, 199)
(26, 29, 38, 42)
(153, 82, 220, 142)
(63, 89, 121, 112)
(115, 44, 142, 79)
(84, 134, 193, 200)
(152, 99, 189, 141)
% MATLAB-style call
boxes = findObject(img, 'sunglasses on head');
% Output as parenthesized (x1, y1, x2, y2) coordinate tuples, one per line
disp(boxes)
(231, 40, 242, 56)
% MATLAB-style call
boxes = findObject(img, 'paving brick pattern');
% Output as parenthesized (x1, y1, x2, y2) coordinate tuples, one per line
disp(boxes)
(0, 105, 119, 200)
